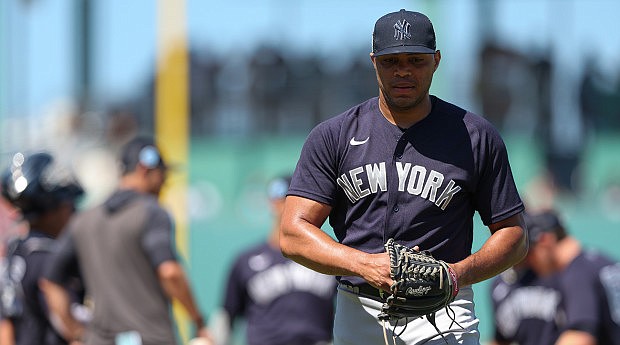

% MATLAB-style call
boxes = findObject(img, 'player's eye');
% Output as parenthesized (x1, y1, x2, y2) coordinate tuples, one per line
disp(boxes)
(380, 58, 397, 66)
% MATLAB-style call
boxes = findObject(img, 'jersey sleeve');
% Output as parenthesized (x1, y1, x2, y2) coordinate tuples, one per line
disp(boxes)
(288, 119, 341, 205)
(471, 118, 524, 225)
(141, 203, 177, 268)
(559, 256, 603, 336)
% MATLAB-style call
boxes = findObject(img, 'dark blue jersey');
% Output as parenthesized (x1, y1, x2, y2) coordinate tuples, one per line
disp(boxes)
(3, 231, 79, 345)
(289, 96, 523, 285)
(222, 242, 336, 345)
(558, 250, 620, 344)
(491, 268, 562, 345)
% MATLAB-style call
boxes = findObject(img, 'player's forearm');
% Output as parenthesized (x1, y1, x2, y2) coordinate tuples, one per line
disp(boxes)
(453, 215, 527, 286)
(157, 261, 205, 329)
(281, 215, 393, 290)
(281, 196, 393, 290)
(280, 196, 344, 274)
(281, 219, 356, 276)
(39, 278, 85, 343)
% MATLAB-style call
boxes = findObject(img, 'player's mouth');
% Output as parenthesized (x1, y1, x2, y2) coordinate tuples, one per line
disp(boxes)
(391, 83, 415, 95)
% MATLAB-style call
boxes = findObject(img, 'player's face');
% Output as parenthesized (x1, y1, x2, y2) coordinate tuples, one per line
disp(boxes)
(372, 52, 440, 111)
(525, 234, 557, 276)
(146, 167, 167, 196)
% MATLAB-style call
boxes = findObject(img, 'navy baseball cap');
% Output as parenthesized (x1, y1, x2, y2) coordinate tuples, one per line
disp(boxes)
(120, 136, 169, 174)
(523, 210, 567, 245)
(372, 9, 436, 56)
(267, 175, 292, 200)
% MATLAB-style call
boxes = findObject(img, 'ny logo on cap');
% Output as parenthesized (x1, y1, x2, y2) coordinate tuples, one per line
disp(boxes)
(393, 19, 411, 40)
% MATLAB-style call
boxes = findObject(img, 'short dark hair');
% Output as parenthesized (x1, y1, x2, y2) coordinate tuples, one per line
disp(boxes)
(523, 210, 567, 245)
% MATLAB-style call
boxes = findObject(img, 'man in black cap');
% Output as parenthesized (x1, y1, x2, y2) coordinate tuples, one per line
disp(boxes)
(41, 136, 211, 345)
(280, 8, 526, 345)
(522, 210, 620, 345)
(489, 211, 565, 345)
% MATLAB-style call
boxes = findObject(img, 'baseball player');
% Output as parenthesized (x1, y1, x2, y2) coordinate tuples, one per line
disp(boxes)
(524, 210, 620, 345)
(279, 9, 527, 345)
(0, 151, 86, 345)
(489, 230, 562, 345)
(211, 175, 336, 345)
(41, 136, 210, 345)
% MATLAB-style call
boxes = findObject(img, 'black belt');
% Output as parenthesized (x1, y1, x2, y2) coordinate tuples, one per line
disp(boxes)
(338, 283, 387, 301)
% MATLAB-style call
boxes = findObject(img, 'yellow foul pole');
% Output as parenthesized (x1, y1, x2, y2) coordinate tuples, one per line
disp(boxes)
(156, 0, 191, 342)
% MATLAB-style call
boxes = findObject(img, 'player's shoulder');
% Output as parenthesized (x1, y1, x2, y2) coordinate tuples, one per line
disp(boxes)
(560, 250, 617, 288)
(573, 250, 620, 281)
(571, 250, 616, 270)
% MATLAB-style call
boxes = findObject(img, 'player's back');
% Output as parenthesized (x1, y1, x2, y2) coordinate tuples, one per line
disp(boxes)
(69, 189, 176, 345)
(559, 250, 620, 344)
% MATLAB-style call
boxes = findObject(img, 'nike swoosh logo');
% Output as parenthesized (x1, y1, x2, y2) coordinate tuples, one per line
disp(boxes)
(349, 137, 369, 146)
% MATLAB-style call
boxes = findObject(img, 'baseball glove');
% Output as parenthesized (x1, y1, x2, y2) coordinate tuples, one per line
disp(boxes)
(378, 238, 459, 322)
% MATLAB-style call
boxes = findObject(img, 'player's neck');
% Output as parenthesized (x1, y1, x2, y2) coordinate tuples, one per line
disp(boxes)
(119, 175, 153, 195)
(378, 94, 432, 129)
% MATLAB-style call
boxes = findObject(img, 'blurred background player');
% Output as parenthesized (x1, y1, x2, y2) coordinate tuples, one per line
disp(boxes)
(0, 151, 86, 345)
(211, 175, 336, 345)
(491, 209, 620, 345)
(489, 211, 564, 345)
(40, 136, 210, 345)
(524, 209, 620, 345)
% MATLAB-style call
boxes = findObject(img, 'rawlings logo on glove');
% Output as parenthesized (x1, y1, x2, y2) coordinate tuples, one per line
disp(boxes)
(406, 286, 432, 296)
(378, 238, 459, 322)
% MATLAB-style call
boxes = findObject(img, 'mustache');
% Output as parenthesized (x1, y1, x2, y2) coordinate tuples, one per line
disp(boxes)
(390, 76, 416, 84)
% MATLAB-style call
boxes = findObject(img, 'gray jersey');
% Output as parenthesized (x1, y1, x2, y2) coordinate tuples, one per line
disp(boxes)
(46, 190, 178, 345)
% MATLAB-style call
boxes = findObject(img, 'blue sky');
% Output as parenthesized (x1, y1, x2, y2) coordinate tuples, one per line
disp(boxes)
(1, 0, 619, 119)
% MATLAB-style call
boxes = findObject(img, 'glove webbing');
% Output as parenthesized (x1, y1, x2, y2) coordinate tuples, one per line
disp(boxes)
(380, 306, 465, 345)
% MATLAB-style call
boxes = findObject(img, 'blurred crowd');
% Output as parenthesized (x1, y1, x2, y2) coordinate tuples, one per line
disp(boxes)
(57, 40, 620, 198)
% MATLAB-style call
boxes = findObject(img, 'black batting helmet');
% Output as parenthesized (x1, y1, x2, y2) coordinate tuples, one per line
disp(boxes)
(1, 152, 84, 219)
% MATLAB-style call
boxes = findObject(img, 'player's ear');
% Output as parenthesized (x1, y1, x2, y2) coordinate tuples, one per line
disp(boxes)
(433, 50, 441, 71)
